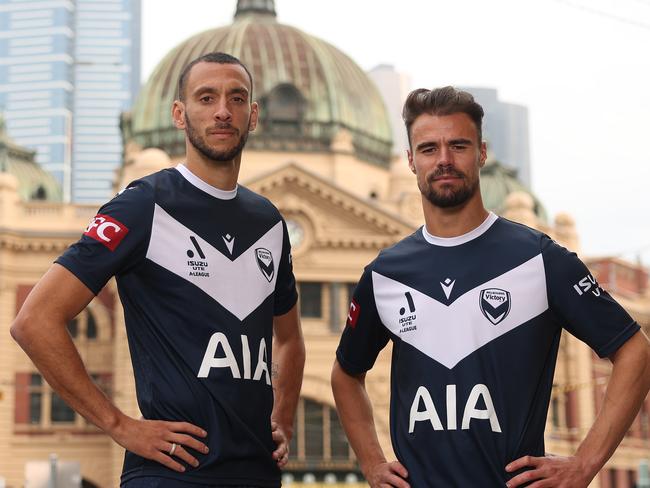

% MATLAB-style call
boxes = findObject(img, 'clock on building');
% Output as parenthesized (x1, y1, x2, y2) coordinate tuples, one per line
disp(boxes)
(286, 218, 305, 249)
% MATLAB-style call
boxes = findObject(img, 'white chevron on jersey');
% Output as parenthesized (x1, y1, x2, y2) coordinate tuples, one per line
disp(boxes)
(146, 204, 282, 321)
(372, 254, 548, 369)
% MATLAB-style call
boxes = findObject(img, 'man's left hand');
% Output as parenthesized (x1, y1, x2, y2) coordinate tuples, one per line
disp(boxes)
(505, 454, 593, 488)
(271, 420, 290, 468)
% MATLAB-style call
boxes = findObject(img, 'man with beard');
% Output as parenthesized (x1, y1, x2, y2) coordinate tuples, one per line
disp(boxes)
(11, 52, 305, 487)
(331, 86, 650, 487)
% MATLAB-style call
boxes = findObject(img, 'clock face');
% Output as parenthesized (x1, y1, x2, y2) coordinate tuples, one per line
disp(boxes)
(286, 219, 305, 248)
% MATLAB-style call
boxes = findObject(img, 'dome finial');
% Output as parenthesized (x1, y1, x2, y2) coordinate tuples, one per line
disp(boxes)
(234, 0, 276, 19)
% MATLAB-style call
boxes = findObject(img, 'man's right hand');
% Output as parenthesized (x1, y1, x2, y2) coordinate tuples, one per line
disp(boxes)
(365, 461, 410, 488)
(110, 416, 209, 473)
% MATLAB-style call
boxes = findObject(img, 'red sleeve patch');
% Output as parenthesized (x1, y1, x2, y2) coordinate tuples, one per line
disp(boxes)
(84, 214, 129, 251)
(346, 299, 360, 328)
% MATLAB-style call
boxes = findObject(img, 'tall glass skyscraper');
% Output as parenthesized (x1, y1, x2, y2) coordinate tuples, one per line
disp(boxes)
(0, 0, 141, 203)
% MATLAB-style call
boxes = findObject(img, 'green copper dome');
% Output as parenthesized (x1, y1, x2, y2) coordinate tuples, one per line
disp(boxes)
(0, 114, 62, 202)
(480, 159, 547, 222)
(124, 1, 393, 166)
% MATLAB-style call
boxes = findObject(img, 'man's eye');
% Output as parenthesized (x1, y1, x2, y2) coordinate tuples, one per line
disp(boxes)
(200, 96, 213, 103)
(232, 96, 245, 103)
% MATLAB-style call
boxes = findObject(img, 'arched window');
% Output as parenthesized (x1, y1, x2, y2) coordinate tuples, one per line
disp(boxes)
(67, 308, 100, 341)
(86, 310, 97, 339)
(31, 185, 47, 200)
(260, 83, 306, 135)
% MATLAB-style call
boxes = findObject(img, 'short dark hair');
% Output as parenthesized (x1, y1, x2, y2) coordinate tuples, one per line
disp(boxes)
(177, 52, 254, 101)
(402, 86, 484, 146)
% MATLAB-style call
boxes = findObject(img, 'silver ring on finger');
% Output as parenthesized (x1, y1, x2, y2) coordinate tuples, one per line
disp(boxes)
(169, 442, 177, 456)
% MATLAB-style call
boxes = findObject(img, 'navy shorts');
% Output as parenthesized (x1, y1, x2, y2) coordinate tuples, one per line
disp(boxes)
(121, 477, 264, 488)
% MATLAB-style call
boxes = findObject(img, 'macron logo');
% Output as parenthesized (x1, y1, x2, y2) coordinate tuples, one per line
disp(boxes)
(84, 214, 129, 251)
(440, 278, 455, 299)
(222, 234, 235, 255)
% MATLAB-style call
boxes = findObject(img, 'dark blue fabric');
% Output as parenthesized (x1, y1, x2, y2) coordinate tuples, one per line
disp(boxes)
(58, 168, 294, 487)
(337, 216, 638, 487)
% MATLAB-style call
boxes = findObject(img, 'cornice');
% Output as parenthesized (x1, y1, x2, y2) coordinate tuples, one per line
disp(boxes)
(246, 163, 416, 240)
(0, 229, 77, 252)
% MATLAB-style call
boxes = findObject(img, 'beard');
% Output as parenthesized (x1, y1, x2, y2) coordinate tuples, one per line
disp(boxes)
(185, 113, 249, 163)
(419, 165, 479, 208)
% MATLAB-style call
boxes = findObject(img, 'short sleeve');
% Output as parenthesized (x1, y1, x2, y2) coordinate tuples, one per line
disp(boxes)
(542, 237, 639, 358)
(336, 264, 390, 375)
(55, 181, 155, 295)
(273, 218, 298, 316)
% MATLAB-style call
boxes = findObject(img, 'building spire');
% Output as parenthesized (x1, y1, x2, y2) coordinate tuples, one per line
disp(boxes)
(234, 0, 276, 19)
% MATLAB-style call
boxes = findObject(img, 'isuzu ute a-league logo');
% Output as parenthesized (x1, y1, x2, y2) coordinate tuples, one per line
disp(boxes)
(479, 288, 511, 325)
(255, 248, 274, 282)
(186, 235, 210, 277)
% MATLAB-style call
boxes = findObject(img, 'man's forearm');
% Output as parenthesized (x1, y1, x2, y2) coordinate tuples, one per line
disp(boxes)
(574, 331, 650, 478)
(11, 311, 125, 434)
(331, 361, 387, 477)
(271, 333, 305, 431)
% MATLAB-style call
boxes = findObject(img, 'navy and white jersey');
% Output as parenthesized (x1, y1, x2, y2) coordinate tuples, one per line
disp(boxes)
(57, 164, 297, 487)
(336, 213, 639, 487)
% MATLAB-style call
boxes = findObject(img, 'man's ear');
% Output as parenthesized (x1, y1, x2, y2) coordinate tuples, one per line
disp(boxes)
(172, 100, 185, 130)
(479, 141, 487, 167)
(407, 149, 416, 174)
(248, 101, 259, 131)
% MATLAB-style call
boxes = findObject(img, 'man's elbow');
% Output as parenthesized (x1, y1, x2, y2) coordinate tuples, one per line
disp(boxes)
(10, 312, 32, 347)
(10, 308, 44, 349)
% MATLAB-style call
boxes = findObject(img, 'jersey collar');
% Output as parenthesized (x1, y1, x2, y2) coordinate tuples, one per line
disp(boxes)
(176, 163, 238, 200)
(421, 212, 498, 247)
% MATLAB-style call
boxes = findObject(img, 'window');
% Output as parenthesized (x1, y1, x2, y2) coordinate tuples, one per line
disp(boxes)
(86, 310, 97, 339)
(261, 83, 306, 135)
(25, 373, 75, 425)
(67, 309, 99, 340)
(29, 374, 42, 424)
(67, 317, 79, 338)
(304, 399, 324, 459)
(16, 372, 111, 429)
(289, 397, 356, 468)
(550, 394, 560, 429)
(300, 282, 322, 318)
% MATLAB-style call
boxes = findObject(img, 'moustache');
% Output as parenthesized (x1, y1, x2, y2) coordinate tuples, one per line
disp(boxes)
(427, 167, 465, 182)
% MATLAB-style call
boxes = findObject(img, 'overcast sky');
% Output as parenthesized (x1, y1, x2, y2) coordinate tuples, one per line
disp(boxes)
(142, 0, 650, 264)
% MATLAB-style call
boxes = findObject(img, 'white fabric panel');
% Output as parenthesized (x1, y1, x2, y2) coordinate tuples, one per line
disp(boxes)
(147, 204, 282, 321)
(372, 254, 548, 369)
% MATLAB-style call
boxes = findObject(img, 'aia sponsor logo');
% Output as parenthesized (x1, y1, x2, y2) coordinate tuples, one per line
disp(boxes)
(479, 288, 511, 325)
(84, 214, 128, 251)
(255, 248, 274, 282)
(347, 299, 360, 328)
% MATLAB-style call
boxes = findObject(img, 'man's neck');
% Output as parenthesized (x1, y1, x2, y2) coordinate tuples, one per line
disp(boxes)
(184, 149, 241, 191)
(422, 193, 489, 238)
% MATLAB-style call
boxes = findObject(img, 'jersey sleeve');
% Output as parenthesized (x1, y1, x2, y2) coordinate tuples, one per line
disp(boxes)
(336, 263, 390, 375)
(55, 181, 155, 295)
(542, 236, 639, 358)
(273, 218, 298, 316)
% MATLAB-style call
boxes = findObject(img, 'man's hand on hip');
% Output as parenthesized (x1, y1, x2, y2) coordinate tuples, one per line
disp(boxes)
(365, 461, 410, 488)
(271, 420, 290, 468)
(111, 416, 209, 473)
(506, 454, 592, 488)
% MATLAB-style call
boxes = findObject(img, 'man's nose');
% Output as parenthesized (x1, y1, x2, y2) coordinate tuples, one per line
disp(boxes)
(438, 145, 453, 164)
(214, 100, 232, 122)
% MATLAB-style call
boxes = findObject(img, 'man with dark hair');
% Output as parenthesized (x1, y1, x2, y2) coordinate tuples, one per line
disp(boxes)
(11, 52, 305, 487)
(331, 86, 650, 487)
